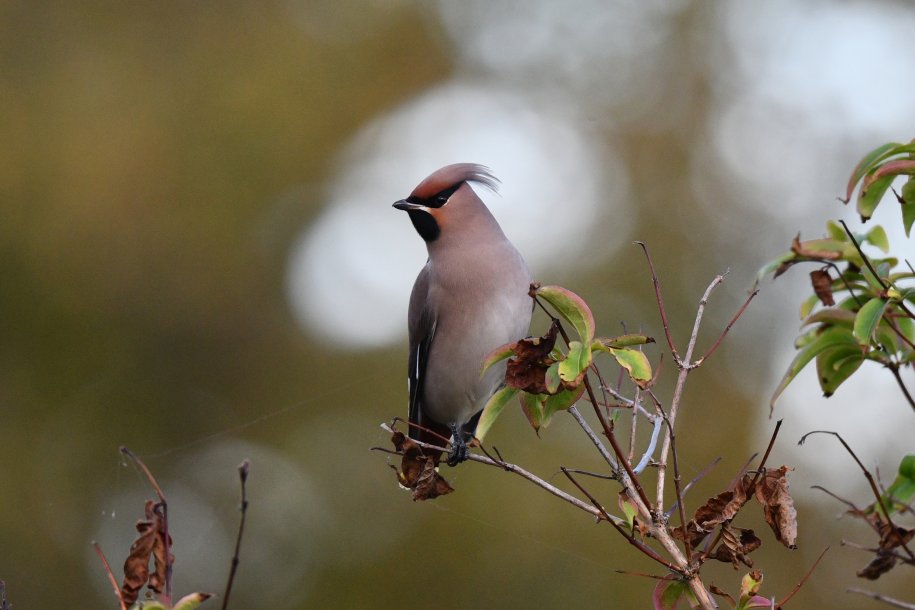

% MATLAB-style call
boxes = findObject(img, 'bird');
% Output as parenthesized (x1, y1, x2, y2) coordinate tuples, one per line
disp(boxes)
(393, 163, 532, 466)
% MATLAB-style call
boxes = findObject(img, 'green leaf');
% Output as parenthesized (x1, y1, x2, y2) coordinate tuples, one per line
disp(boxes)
(799, 294, 820, 320)
(900, 174, 915, 233)
(173, 593, 214, 610)
(853, 297, 889, 345)
(476, 386, 518, 442)
(826, 220, 848, 241)
(480, 341, 516, 376)
(844, 141, 903, 202)
(653, 578, 692, 610)
(542, 385, 586, 424)
(519, 392, 545, 432)
(544, 361, 562, 394)
(756, 251, 795, 284)
(865, 225, 890, 253)
(132, 603, 168, 610)
(802, 307, 855, 328)
(880, 454, 915, 513)
(609, 347, 653, 388)
(858, 173, 896, 220)
(558, 340, 592, 384)
(771, 327, 859, 407)
(593, 334, 655, 349)
(816, 346, 864, 397)
(535, 285, 595, 344)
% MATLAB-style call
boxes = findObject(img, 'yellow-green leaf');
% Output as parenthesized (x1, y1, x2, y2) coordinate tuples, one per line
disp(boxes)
(535, 285, 595, 344)
(853, 297, 889, 345)
(558, 340, 592, 384)
(593, 334, 655, 349)
(519, 392, 545, 432)
(610, 347, 652, 388)
(542, 385, 585, 424)
(771, 326, 858, 408)
(476, 386, 518, 442)
(545, 361, 562, 394)
(865, 225, 889, 253)
(173, 593, 214, 610)
(480, 341, 516, 376)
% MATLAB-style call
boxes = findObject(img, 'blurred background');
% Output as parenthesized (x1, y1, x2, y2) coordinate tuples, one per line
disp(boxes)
(2, 1, 914, 607)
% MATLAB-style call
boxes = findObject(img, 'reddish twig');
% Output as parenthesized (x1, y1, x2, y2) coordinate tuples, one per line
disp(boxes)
(695, 288, 759, 365)
(776, 546, 830, 607)
(561, 467, 682, 573)
(93, 542, 127, 610)
(635, 241, 679, 360)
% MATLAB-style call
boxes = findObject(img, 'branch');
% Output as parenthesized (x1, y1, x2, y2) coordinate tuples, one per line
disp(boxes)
(776, 546, 830, 608)
(798, 430, 915, 562)
(568, 405, 617, 469)
(561, 467, 681, 573)
(93, 542, 127, 610)
(221, 458, 251, 610)
(655, 273, 726, 508)
(636, 241, 679, 359)
(695, 288, 759, 365)
(847, 588, 915, 610)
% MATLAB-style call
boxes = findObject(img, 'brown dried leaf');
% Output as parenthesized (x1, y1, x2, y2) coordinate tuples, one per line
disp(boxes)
(790, 234, 842, 260)
(505, 321, 559, 394)
(688, 474, 754, 543)
(121, 500, 172, 605)
(809, 269, 835, 306)
(754, 466, 798, 549)
(857, 551, 897, 580)
(391, 431, 454, 501)
(709, 525, 762, 569)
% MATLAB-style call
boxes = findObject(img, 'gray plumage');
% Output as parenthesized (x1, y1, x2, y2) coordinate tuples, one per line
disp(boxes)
(393, 163, 532, 465)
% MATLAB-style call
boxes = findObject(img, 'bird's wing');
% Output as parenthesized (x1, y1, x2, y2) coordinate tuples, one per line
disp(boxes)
(406, 264, 440, 443)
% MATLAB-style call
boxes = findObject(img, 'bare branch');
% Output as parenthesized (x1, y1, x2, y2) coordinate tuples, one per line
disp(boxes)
(568, 405, 617, 470)
(847, 588, 915, 610)
(561, 467, 682, 573)
(696, 288, 759, 365)
(776, 546, 830, 608)
(636, 241, 679, 359)
(221, 459, 251, 610)
(799, 430, 915, 561)
(92, 542, 127, 610)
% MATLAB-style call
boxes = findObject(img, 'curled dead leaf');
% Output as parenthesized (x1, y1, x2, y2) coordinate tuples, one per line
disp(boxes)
(754, 466, 798, 549)
(391, 431, 454, 501)
(121, 500, 173, 606)
(809, 269, 835, 306)
(709, 525, 761, 569)
(684, 474, 754, 548)
(505, 321, 559, 394)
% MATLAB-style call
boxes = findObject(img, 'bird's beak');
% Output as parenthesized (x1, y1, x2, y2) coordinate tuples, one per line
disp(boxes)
(393, 199, 427, 212)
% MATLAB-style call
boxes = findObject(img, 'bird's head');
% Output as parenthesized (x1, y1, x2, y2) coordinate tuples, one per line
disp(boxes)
(393, 163, 501, 243)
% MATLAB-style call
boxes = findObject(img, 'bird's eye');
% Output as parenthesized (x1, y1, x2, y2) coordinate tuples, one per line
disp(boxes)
(429, 182, 462, 208)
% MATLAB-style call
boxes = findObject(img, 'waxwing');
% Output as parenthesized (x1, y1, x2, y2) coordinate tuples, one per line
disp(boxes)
(393, 163, 532, 466)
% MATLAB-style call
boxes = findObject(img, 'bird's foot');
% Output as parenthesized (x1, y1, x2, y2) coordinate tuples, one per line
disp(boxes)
(447, 424, 470, 467)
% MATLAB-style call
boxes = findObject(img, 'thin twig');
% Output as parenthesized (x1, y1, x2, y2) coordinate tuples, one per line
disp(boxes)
(847, 588, 915, 610)
(633, 416, 664, 474)
(93, 542, 127, 610)
(561, 467, 682, 573)
(655, 273, 726, 508)
(221, 459, 251, 610)
(636, 241, 679, 359)
(568, 405, 617, 469)
(655, 400, 692, 565)
(667, 457, 723, 518)
(799, 430, 915, 562)
(749, 420, 783, 488)
(695, 288, 759, 365)
(888, 365, 915, 412)
(776, 546, 830, 608)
